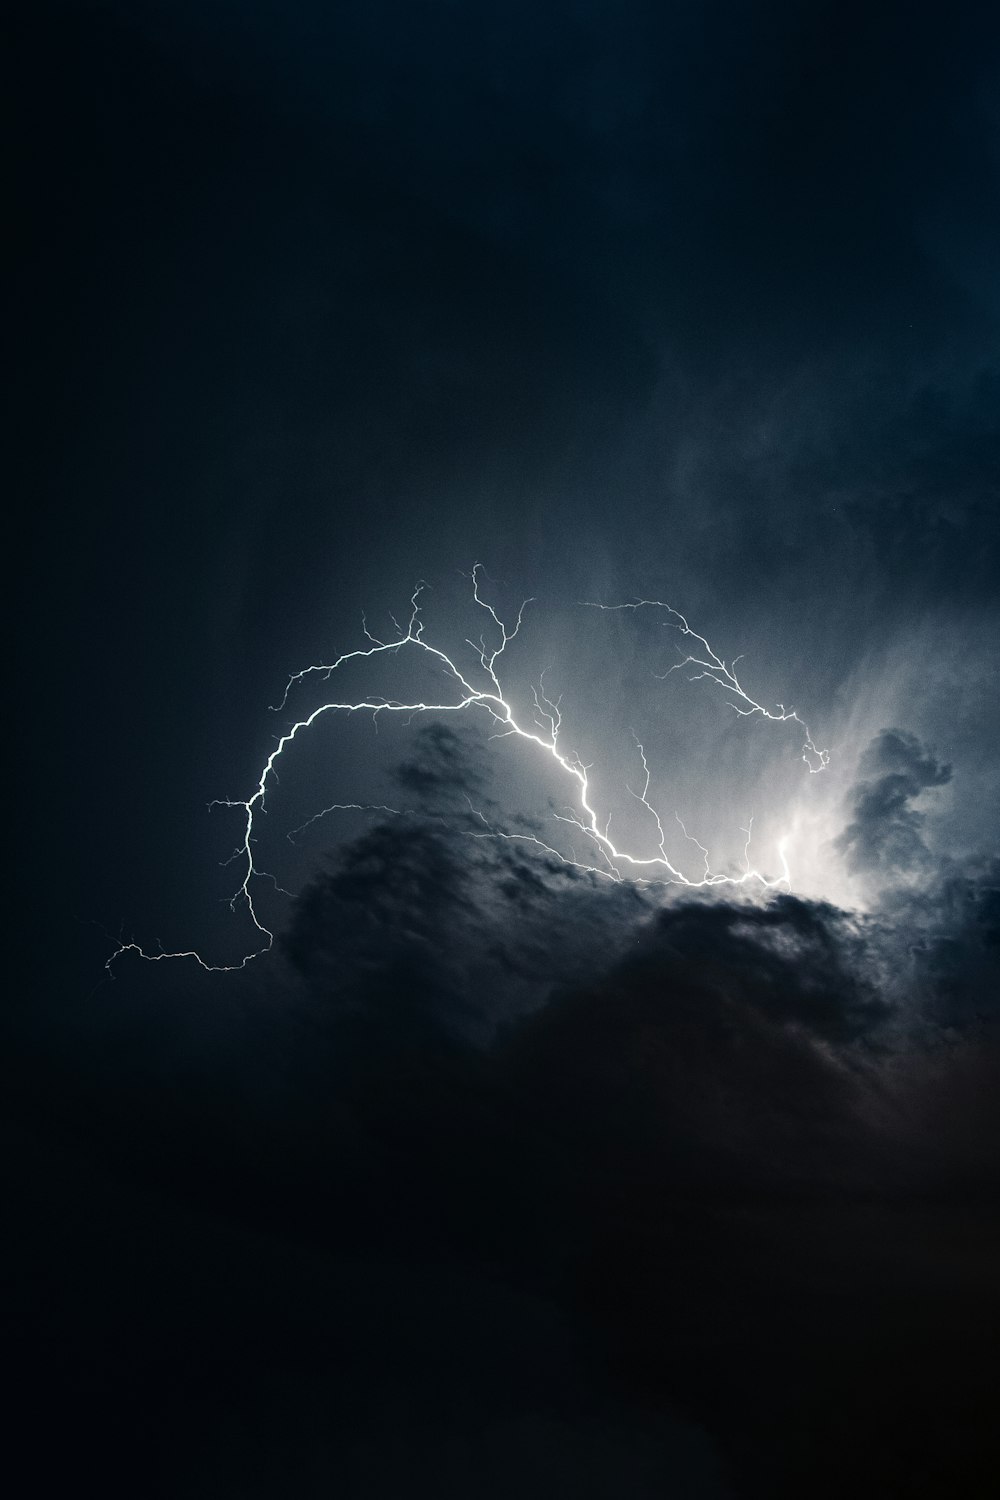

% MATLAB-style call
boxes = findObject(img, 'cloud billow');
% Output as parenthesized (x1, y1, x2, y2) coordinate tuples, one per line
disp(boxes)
(835, 728, 952, 879)
(12, 734, 999, 1498)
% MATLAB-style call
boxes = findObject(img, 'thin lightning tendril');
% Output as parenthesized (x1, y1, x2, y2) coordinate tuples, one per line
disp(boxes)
(583, 599, 829, 774)
(108, 566, 826, 975)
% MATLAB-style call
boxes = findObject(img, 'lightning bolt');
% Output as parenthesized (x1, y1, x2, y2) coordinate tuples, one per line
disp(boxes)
(108, 566, 828, 974)
(583, 599, 829, 773)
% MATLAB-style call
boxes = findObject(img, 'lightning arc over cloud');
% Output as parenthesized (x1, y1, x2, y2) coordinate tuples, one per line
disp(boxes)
(109, 567, 829, 974)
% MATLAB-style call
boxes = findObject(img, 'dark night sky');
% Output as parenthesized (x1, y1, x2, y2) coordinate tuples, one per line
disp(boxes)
(9, 3, 1000, 1496)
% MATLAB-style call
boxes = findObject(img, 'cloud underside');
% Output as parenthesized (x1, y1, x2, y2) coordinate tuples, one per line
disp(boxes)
(16, 727, 999, 1497)
(263, 731, 1000, 1488)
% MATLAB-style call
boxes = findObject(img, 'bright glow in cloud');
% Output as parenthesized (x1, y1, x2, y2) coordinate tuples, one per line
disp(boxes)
(109, 567, 830, 974)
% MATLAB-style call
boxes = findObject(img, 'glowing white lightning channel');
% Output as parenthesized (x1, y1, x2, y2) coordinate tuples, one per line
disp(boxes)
(108, 566, 825, 974)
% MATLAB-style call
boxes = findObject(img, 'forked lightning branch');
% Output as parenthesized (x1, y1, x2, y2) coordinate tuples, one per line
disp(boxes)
(109, 567, 828, 974)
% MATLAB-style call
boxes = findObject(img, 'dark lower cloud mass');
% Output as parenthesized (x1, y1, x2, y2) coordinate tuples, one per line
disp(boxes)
(10, 2, 1000, 1496)
(9, 731, 999, 1496)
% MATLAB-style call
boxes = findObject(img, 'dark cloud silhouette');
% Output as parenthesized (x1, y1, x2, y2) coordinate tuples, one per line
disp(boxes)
(281, 723, 650, 1040)
(836, 729, 953, 879)
(911, 859, 1000, 1032)
(9, 762, 999, 1495)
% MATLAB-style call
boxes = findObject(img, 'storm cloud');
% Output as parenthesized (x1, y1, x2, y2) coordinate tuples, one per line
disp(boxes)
(11, 776, 999, 1495)
(836, 729, 953, 880)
